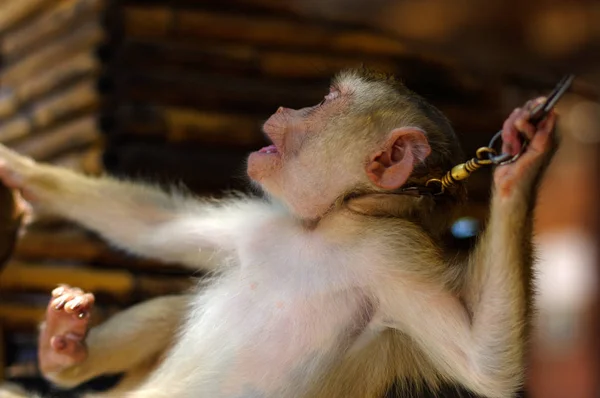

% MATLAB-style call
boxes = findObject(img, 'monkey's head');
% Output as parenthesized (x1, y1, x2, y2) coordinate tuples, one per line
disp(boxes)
(248, 68, 466, 223)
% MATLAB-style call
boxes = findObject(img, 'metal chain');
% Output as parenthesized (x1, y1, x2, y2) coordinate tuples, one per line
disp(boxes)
(423, 74, 574, 195)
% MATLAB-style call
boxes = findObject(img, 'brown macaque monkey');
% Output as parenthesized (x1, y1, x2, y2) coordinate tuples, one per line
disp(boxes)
(0, 69, 557, 398)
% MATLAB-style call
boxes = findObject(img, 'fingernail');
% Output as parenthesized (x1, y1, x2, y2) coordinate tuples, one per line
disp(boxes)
(67, 298, 82, 311)
(54, 298, 66, 310)
(52, 286, 65, 297)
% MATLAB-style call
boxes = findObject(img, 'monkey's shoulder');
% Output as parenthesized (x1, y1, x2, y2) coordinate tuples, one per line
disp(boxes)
(325, 210, 440, 251)
(315, 211, 447, 277)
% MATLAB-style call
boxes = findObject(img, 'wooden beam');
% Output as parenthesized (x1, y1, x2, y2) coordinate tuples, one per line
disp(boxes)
(0, 325, 4, 382)
(102, 141, 252, 193)
(51, 146, 104, 175)
(2, 0, 105, 62)
(0, 182, 20, 275)
(109, 70, 327, 112)
(10, 116, 101, 161)
(0, 0, 54, 34)
(278, 0, 600, 85)
(0, 22, 105, 86)
(104, 105, 264, 146)
(111, 39, 399, 80)
(0, 303, 45, 331)
(14, 227, 190, 273)
(121, 6, 408, 56)
(0, 261, 193, 300)
(0, 52, 101, 121)
(0, 80, 99, 144)
(0, 261, 133, 300)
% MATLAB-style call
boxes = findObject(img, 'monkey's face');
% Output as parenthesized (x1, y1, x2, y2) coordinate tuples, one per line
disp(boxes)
(247, 70, 432, 220)
(247, 81, 371, 219)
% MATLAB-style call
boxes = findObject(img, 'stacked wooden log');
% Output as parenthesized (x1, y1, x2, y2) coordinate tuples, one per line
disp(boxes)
(0, 0, 105, 171)
(0, 0, 187, 386)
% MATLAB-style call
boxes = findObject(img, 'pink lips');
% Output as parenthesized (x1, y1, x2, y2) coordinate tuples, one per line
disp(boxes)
(258, 145, 278, 154)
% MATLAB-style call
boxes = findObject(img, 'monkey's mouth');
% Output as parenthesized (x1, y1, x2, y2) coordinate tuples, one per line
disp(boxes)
(258, 145, 279, 155)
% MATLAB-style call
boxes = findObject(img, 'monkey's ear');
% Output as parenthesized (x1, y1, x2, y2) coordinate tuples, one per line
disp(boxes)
(366, 127, 431, 190)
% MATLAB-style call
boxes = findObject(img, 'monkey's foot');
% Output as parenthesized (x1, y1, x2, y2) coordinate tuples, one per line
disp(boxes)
(38, 285, 95, 375)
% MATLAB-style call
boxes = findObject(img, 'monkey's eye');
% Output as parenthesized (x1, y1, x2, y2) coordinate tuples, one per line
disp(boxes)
(317, 89, 340, 107)
(325, 90, 340, 101)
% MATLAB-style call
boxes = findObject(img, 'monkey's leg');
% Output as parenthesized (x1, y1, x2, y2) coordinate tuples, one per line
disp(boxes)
(40, 291, 189, 389)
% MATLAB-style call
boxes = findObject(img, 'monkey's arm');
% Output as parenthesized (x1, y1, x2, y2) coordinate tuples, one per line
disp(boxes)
(43, 295, 189, 388)
(382, 105, 555, 397)
(0, 145, 267, 268)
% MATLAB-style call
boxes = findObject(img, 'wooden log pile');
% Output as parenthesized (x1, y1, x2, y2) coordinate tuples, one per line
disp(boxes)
(0, 0, 160, 385)
(0, 0, 105, 169)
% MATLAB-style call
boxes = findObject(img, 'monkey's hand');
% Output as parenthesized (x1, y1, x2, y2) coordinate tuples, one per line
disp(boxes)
(0, 144, 43, 204)
(493, 97, 557, 198)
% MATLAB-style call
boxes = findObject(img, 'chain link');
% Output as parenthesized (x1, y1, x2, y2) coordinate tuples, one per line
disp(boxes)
(422, 74, 574, 195)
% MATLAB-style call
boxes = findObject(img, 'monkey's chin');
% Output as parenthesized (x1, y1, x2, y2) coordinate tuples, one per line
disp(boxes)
(247, 150, 282, 184)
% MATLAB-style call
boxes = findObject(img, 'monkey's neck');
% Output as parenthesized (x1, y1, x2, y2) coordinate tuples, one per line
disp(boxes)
(343, 192, 426, 219)
(339, 191, 451, 241)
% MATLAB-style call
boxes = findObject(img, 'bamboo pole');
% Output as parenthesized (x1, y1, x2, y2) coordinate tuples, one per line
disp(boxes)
(111, 105, 263, 146)
(0, 0, 54, 34)
(111, 71, 325, 112)
(0, 80, 100, 144)
(0, 261, 193, 300)
(0, 303, 45, 331)
(0, 117, 30, 144)
(10, 116, 101, 160)
(102, 142, 253, 194)
(80, 146, 104, 175)
(14, 228, 190, 273)
(0, 183, 20, 274)
(0, 22, 105, 86)
(2, 0, 105, 62)
(0, 325, 4, 382)
(50, 146, 104, 175)
(123, 6, 407, 56)
(116, 39, 397, 80)
(0, 261, 132, 300)
(0, 52, 101, 121)
(29, 78, 99, 129)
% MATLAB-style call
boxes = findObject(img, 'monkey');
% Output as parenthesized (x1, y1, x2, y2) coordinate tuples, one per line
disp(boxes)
(0, 68, 557, 398)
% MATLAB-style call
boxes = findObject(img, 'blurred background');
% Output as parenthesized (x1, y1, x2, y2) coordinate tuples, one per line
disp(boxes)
(0, 0, 598, 397)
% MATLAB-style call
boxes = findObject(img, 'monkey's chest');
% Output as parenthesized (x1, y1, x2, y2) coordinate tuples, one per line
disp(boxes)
(188, 268, 373, 396)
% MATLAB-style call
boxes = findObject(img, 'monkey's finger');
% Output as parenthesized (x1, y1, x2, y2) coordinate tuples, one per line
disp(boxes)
(52, 284, 71, 298)
(525, 96, 547, 112)
(52, 293, 77, 311)
(64, 293, 95, 314)
(501, 108, 524, 156)
(513, 97, 549, 141)
(514, 117, 536, 141)
(527, 111, 556, 155)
